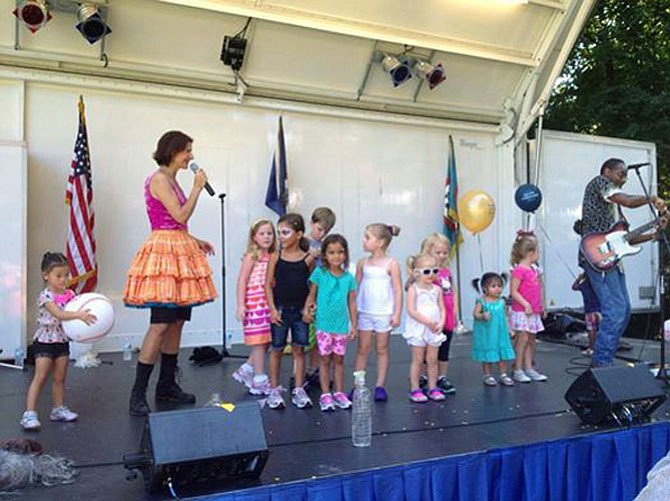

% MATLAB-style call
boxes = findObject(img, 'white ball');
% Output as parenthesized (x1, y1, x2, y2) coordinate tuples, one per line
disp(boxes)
(63, 293, 115, 343)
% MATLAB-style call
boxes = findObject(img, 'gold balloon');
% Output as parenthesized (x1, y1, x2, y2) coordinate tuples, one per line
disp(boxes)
(458, 190, 496, 235)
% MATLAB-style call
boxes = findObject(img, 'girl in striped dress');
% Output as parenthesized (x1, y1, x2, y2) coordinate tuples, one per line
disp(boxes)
(233, 219, 277, 395)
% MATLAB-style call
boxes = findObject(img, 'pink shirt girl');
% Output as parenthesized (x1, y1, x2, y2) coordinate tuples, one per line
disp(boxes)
(510, 265, 543, 313)
(435, 268, 455, 331)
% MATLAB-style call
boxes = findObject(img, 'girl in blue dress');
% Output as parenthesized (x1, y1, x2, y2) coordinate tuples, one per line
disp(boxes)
(471, 272, 515, 387)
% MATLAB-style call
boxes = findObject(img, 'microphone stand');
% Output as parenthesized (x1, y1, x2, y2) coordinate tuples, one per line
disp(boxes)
(218, 193, 245, 360)
(630, 165, 670, 386)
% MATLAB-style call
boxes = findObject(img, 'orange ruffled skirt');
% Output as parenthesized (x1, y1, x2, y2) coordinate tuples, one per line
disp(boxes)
(123, 230, 217, 308)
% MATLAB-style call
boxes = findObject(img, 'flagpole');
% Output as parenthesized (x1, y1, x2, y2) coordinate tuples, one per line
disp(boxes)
(218, 192, 245, 360)
(455, 243, 463, 321)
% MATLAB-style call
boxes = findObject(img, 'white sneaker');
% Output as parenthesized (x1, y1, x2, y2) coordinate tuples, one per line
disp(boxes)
(525, 368, 548, 382)
(232, 364, 254, 389)
(267, 386, 285, 409)
(513, 370, 531, 383)
(249, 376, 272, 396)
(50, 405, 78, 422)
(20, 410, 41, 430)
(291, 387, 313, 409)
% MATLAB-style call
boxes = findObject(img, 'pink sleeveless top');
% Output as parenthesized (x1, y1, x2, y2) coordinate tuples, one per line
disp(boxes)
(144, 171, 188, 231)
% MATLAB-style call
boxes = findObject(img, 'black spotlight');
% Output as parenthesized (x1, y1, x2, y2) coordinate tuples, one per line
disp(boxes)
(381, 53, 413, 88)
(414, 60, 446, 90)
(220, 36, 247, 72)
(75, 4, 112, 44)
(13, 0, 52, 33)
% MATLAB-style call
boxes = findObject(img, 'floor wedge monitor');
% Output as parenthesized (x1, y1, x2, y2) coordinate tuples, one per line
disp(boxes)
(565, 364, 666, 426)
(124, 403, 268, 493)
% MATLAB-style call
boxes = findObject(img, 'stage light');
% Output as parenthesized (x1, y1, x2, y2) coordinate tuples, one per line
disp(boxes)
(220, 35, 247, 72)
(13, 0, 52, 34)
(75, 4, 112, 44)
(381, 53, 413, 88)
(414, 60, 446, 90)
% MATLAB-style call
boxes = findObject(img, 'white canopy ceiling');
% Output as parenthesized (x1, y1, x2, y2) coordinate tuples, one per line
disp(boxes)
(157, 0, 596, 132)
(0, 0, 596, 135)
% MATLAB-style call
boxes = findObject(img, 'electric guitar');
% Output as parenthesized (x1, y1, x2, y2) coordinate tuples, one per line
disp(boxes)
(580, 220, 661, 271)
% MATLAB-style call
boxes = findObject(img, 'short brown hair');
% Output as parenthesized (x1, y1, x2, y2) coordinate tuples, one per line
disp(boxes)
(311, 207, 336, 232)
(600, 157, 624, 175)
(153, 130, 193, 167)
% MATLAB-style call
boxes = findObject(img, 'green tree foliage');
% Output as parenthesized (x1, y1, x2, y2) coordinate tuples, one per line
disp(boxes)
(545, 0, 670, 198)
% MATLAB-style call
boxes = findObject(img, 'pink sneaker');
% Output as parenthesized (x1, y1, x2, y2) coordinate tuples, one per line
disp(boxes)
(427, 388, 445, 402)
(333, 392, 352, 409)
(319, 393, 335, 412)
(409, 389, 427, 403)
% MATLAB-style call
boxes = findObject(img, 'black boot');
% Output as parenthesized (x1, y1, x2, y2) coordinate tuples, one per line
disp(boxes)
(155, 353, 196, 404)
(129, 362, 153, 416)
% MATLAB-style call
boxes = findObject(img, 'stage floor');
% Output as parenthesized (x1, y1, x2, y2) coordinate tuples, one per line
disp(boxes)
(1, 334, 669, 500)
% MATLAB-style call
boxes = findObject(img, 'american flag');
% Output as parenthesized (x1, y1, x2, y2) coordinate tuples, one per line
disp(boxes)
(65, 96, 97, 293)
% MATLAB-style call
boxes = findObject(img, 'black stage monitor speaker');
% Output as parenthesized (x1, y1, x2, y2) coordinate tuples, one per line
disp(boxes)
(565, 364, 666, 426)
(124, 403, 268, 493)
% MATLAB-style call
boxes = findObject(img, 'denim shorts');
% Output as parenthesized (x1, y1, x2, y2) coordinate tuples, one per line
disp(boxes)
(270, 306, 309, 350)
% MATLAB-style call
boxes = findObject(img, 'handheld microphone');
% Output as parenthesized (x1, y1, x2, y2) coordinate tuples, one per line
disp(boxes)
(189, 162, 215, 196)
(627, 162, 651, 170)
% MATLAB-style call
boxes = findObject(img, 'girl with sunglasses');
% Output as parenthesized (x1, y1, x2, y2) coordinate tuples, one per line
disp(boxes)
(420, 233, 459, 394)
(403, 254, 446, 403)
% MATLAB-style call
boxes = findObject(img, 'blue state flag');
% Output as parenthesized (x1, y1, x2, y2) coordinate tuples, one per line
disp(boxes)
(265, 116, 288, 216)
(443, 135, 463, 256)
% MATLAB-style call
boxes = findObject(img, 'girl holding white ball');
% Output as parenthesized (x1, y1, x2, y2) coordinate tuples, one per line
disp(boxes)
(20, 252, 97, 431)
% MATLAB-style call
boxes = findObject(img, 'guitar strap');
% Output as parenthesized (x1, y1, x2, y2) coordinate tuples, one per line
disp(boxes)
(616, 204, 630, 230)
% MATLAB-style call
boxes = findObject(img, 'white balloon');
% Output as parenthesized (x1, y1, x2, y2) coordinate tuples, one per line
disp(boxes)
(63, 293, 115, 343)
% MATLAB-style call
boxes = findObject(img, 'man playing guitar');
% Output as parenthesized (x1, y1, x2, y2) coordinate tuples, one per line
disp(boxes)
(578, 157, 667, 367)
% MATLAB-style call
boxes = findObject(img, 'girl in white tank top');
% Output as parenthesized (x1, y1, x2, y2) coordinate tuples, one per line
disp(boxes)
(357, 258, 394, 315)
(352, 223, 403, 401)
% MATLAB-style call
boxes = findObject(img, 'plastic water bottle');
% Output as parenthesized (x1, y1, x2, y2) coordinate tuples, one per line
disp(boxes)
(14, 348, 24, 369)
(122, 342, 132, 362)
(352, 370, 372, 447)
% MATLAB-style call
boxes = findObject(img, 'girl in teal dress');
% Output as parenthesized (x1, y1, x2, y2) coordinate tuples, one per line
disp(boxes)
(471, 272, 516, 387)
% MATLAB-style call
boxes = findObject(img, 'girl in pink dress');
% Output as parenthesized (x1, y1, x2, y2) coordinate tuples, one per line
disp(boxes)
(233, 219, 277, 396)
(509, 236, 548, 383)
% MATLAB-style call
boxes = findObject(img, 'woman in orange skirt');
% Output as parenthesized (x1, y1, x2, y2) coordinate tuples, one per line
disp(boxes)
(124, 130, 217, 416)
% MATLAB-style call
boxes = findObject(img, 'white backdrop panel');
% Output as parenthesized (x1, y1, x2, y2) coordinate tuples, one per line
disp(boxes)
(539, 130, 658, 312)
(23, 84, 504, 350)
(0, 141, 26, 359)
